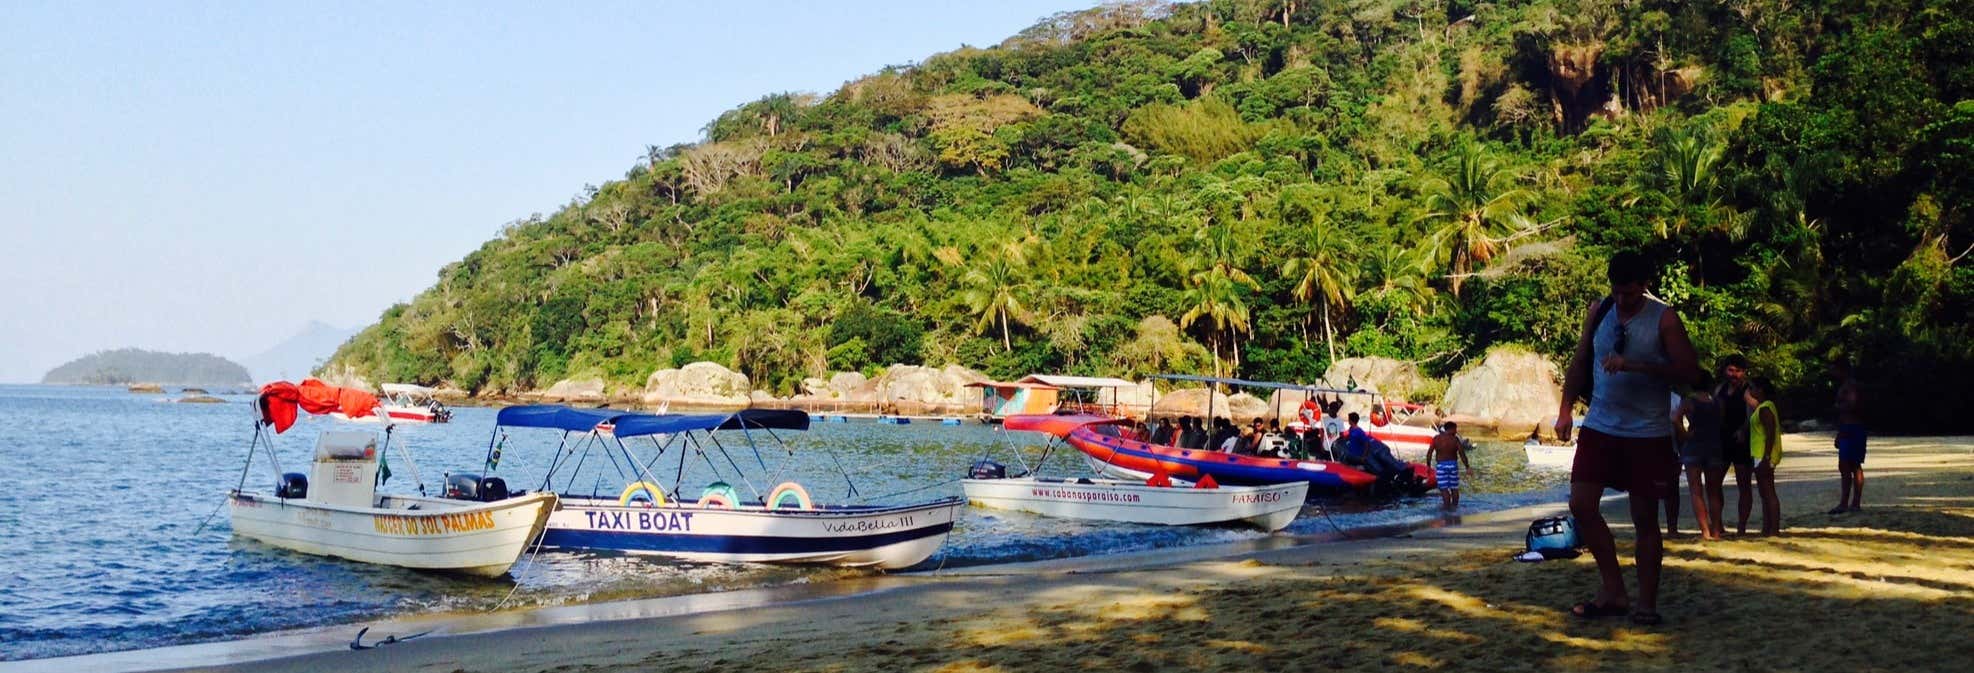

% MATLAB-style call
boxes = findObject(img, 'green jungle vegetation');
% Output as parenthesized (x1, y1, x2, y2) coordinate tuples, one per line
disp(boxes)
(326, 0, 1974, 432)
(43, 348, 253, 387)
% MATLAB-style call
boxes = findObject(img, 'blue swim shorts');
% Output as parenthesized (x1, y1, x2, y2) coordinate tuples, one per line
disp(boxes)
(1836, 424, 1868, 465)
(1435, 460, 1460, 491)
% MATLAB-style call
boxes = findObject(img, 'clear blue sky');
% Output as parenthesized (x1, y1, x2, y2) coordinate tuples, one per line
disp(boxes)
(0, 0, 1092, 383)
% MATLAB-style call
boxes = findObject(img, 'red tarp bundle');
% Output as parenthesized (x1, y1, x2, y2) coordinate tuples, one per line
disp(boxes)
(258, 379, 380, 433)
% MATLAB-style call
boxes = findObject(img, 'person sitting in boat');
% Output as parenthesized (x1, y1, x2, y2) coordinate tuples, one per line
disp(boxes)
(1222, 426, 1254, 453)
(1181, 416, 1206, 449)
(1341, 412, 1410, 478)
(1301, 425, 1331, 460)
(1149, 418, 1176, 446)
(1208, 417, 1237, 453)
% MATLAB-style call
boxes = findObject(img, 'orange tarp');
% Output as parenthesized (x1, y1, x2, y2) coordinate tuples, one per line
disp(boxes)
(258, 378, 379, 433)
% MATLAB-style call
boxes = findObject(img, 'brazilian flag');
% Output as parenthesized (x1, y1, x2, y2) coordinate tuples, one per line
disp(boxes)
(378, 448, 393, 485)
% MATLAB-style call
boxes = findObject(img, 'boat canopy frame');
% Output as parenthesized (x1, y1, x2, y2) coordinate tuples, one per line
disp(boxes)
(486, 406, 848, 505)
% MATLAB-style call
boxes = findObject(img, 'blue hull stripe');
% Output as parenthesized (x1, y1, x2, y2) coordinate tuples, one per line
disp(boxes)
(543, 522, 954, 555)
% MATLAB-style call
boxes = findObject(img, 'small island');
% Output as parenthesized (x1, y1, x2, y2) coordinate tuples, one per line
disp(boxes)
(42, 348, 253, 388)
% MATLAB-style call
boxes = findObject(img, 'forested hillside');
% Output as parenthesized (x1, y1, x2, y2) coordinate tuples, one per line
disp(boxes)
(43, 348, 252, 387)
(326, 0, 1974, 431)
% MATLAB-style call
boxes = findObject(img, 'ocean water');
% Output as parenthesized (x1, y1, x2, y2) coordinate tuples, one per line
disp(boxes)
(0, 384, 1566, 661)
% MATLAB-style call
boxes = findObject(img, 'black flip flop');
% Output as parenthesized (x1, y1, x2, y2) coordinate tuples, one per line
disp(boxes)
(1571, 600, 1629, 619)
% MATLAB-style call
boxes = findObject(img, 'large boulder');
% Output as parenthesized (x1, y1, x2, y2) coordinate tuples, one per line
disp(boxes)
(432, 384, 470, 401)
(1441, 346, 1562, 438)
(1100, 380, 1159, 419)
(800, 377, 830, 397)
(1323, 357, 1429, 402)
(1150, 388, 1231, 419)
(869, 364, 989, 414)
(827, 371, 873, 401)
(642, 362, 751, 408)
(1226, 393, 1270, 421)
(538, 378, 606, 404)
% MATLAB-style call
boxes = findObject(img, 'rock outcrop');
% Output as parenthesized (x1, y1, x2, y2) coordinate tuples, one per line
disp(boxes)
(1151, 388, 1231, 419)
(315, 364, 371, 393)
(1441, 346, 1562, 438)
(537, 378, 606, 404)
(127, 383, 164, 394)
(868, 364, 989, 414)
(177, 395, 225, 404)
(1322, 357, 1429, 402)
(641, 362, 752, 408)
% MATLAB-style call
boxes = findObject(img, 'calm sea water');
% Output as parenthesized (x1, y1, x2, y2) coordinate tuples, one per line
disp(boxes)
(0, 384, 1565, 661)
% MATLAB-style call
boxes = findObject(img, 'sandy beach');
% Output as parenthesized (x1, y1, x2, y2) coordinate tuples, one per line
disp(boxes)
(99, 433, 1974, 672)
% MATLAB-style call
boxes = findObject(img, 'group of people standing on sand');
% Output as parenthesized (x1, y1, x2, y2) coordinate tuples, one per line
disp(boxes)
(1555, 250, 1868, 627)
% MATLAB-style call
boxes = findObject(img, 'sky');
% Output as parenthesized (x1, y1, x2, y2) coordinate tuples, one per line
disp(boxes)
(0, 0, 1093, 383)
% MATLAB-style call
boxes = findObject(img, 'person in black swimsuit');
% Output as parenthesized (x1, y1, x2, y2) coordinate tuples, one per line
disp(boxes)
(1714, 355, 1755, 535)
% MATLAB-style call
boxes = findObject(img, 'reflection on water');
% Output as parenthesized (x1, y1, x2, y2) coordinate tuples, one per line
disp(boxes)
(0, 385, 1563, 661)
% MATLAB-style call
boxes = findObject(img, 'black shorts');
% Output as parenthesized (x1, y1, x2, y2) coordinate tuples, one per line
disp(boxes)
(1573, 428, 1677, 500)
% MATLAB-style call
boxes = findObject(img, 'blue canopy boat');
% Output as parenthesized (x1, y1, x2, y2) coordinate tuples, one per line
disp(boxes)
(484, 406, 963, 569)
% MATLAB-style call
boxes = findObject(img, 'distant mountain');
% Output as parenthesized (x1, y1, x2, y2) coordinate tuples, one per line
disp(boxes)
(240, 321, 357, 383)
(42, 348, 252, 387)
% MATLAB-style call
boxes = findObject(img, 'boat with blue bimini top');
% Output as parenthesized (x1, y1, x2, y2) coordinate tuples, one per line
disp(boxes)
(484, 406, 965, 570)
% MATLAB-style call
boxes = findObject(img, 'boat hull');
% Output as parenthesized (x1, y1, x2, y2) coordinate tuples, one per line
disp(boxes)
(541, 496, 964, 570)
(228, 491, 556, 577)
(963, 477, 1307, 531)
(1524, 442, 1577, 471)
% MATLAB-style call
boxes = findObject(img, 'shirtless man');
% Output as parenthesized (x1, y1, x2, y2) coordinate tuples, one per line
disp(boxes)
(1428, 422, 1476, 510)
(1832, 359, 1867, 514)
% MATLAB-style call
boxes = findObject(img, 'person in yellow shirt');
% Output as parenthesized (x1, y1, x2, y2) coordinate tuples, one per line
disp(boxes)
(1746, 378, 1783, 536)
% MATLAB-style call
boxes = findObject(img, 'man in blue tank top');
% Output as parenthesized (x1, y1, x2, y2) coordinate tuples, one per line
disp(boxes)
(1556, 251, 1701, 627)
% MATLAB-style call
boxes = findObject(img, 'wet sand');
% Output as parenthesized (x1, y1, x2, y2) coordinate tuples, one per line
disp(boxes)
(83, 434, 1974, 672)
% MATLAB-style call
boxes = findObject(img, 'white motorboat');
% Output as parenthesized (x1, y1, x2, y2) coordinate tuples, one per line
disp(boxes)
(963, 419, 1310, 531)
(379, 383, 452, 423)
(1524, 439, 1577, 471)
(227, 380, 555, 577)
(488, 406, 964, 570)
(963, 472, 1306, 531)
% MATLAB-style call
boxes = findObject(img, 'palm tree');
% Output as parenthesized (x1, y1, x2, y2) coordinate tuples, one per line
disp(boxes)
(1180, 223, 1259, 371)
(1417, 142, 1536, 298)
(1280, 215, 1357, 363)
(1361, 244, 1436, 318)
(960, 241, 1030, 352)
(1630, 123, 1741, 240)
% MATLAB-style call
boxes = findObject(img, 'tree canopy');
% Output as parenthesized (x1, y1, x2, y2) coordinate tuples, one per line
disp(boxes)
(326, 0, 1974, 431)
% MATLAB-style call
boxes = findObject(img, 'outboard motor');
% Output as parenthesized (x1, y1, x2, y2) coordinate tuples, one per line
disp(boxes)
(968, 460, 1007, 480)
(275, 472, 308, 499)
(477, 476, 509, 501)
(444, 473, 482, 501)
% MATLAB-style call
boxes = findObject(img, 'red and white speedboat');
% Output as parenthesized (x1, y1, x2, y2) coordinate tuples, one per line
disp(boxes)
(379, 383, 451, 423)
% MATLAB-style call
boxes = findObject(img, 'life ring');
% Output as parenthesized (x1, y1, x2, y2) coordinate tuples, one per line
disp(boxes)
(617, 481, 667, 507)
(1370, 405, 1389, 427)
(767, 482, 814, 510)
(699, 481, 739, 509)
(1298, 399, 1320, 426)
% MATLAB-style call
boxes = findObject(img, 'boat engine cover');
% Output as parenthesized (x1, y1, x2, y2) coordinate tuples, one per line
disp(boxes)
(477, 476, 509, 501)
(276, 473, 308, 499)
(445, 473, 482, 500)
(968, 460, 1007, 480)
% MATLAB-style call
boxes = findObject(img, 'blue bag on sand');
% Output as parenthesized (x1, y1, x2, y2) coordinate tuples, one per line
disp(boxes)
(1524, 516, 1581, 560)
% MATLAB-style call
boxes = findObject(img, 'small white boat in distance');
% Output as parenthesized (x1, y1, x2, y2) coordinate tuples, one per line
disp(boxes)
(1524, 439, 1577, 471)
(963, 471, 1307, 531)
(228, 380, 555, 577)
